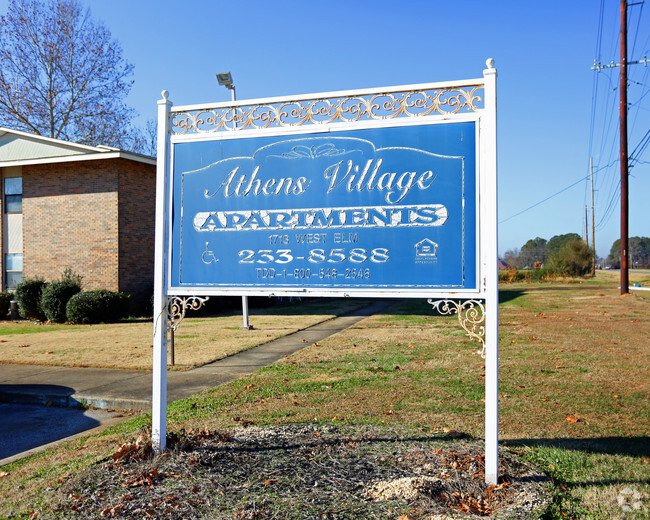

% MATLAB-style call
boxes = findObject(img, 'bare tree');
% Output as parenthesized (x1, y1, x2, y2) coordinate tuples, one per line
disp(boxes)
(503, 248, 519, 269)
(0, 0, 141, 150)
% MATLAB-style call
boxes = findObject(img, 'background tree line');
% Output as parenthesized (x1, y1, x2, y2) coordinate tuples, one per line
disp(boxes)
(503, 233, 594, 277)
(607, 237, 650, 269)
(504, 233, 650, 275)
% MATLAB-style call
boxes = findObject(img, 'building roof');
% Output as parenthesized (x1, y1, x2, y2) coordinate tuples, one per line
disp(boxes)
(0, 127, 155, 167)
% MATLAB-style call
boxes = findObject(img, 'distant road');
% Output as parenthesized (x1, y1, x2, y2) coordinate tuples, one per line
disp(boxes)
(601, 269, 648, 274)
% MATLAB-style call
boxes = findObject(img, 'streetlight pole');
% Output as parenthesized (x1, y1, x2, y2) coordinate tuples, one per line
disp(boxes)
(217, 72, 253, 329)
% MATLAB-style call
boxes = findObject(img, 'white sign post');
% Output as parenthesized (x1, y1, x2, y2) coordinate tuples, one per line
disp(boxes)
(153, 60, 498, 484)
(483, 61, 499, 485)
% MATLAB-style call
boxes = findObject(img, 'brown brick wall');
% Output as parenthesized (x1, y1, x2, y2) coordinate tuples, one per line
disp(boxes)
(21, 158, 155, 309)
(118, 161, 155, 310)
(23, 160, 120, 290)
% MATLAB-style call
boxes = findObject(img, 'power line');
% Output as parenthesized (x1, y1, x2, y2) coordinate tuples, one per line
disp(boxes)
(499, 175, 589, 225)
(596, 179, 620, 229)
(630, 127, 650, 163)
(630, 0, 645, 58)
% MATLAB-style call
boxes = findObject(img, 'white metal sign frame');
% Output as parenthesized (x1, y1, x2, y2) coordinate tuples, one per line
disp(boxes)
(153, 59, 498, 484)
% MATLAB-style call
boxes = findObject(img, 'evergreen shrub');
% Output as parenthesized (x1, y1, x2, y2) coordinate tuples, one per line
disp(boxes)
(0, 291, 13, 318)
(41, 280, 82, 323)
(66, 290, 129, 324)
(14, 278, 47, 321)
(547, 240, 593, 277)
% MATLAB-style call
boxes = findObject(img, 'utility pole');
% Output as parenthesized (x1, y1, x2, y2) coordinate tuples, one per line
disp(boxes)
(590, 157, 596, 275)
(590, 1, 650, 292)
(619, 0, 629, 294)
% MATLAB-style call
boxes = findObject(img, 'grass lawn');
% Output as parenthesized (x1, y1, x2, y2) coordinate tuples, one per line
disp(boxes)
(0, 298, 365, 370)
(0, 272, 648, 519)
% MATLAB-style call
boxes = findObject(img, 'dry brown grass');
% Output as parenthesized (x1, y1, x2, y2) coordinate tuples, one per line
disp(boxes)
(0, 302, 360, 370)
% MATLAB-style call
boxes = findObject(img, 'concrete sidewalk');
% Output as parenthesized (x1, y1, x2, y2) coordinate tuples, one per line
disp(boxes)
(0, 300, 392, 412)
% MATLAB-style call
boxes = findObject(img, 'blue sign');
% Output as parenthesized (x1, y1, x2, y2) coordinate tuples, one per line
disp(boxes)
(170, 122, 476, 292)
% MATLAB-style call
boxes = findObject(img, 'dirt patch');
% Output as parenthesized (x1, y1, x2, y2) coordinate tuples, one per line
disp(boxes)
(54, 424, 549, 519)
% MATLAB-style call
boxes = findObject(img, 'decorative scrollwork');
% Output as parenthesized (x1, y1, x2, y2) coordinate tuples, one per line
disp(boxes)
(428, 299, 485, 357)
(171, 86, 483, 135)
(167, 296, 209, 332)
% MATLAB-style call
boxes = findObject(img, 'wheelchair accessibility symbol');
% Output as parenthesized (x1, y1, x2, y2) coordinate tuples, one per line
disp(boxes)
(201, 242, 219, 264)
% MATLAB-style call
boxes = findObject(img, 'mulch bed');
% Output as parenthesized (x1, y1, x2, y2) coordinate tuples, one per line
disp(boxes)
(51, 424, 549, 519)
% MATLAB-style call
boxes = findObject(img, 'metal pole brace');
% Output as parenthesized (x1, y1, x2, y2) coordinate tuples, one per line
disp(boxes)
(428, 299, 486, 358)
(167, 296, 209, 332)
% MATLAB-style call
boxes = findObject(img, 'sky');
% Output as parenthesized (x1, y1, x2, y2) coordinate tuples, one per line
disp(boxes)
(1, 0, 648, 260)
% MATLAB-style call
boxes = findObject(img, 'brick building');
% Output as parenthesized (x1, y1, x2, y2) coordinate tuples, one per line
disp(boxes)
(0, 127, 156, 310)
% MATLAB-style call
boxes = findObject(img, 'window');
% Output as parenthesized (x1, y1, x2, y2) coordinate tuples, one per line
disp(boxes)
(4, 177, 22, 213)
(5, 253, 22, 289)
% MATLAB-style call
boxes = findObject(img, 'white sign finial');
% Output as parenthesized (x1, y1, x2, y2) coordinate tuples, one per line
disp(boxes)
(486, 58, 495, 70)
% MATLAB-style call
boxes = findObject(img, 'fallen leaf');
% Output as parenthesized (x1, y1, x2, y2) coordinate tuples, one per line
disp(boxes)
(486, 481, 509, 492)
(113, 443, 139, 463)
(263, 479, 277, 486)
(566, 416, 580, 423)
(613, 394, 621, 399)
(18, 344, 30, 348)
(0, 471, 9, 478)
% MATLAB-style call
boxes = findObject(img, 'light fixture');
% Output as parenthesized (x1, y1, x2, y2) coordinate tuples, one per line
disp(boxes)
(216, 72, 233, 89)
(216, 71, 236, 102)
